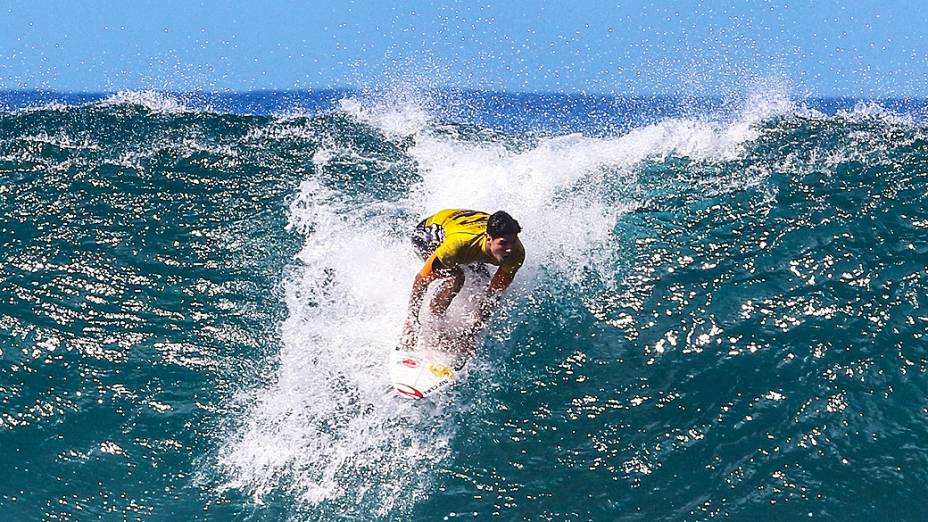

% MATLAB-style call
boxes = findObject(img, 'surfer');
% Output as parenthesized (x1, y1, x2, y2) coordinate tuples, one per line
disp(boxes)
(399, 209, 525, 353)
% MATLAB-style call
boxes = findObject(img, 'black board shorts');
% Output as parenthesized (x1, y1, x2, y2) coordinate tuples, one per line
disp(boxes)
(411, 219, 445, 261)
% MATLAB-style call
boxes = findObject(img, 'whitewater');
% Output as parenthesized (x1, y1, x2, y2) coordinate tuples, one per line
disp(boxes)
(1, 88, 927, 520)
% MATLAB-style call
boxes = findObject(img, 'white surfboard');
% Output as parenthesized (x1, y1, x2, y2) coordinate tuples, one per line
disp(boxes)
(389, 347, 459, 399)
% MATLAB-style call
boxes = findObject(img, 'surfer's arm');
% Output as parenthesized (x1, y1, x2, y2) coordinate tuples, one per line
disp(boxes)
(486, 245, 522, 296)
(488, 268, 515, 293)
(471, 267, 516, 328)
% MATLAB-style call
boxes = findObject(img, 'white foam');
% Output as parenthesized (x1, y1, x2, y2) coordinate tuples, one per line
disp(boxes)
(97, 90, 192, 114)
(217, 168, 452, 514)
(218, 87, 791, 513)
(835, 100, 916, 126)
(337, 92, 434, 137)
(404, 90, 792, 281)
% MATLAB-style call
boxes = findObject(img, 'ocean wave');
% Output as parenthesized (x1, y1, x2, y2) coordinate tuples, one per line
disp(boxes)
(218, 88, 796, 514)
(4, 86, 926, 519)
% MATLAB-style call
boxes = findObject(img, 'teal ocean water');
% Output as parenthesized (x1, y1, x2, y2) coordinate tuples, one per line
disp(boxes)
(2, 89, 928, 520)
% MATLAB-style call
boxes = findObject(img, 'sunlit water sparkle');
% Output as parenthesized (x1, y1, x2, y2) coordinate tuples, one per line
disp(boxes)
(1, 90, 928, 520)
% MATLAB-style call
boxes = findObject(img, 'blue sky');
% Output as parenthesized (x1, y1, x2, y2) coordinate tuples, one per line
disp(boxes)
(2, 1, 927, 96)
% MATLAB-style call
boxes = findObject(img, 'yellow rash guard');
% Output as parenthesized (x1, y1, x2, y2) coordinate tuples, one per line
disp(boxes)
(418, 209, 525, 279)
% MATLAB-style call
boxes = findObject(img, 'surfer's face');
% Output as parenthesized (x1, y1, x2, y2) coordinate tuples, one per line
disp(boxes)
(487, 234, 518, 263)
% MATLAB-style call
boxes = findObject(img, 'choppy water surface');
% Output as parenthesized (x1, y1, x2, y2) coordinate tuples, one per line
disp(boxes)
(1, 90, 927, 520)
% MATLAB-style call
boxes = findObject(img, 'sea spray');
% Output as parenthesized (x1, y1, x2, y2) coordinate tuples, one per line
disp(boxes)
(3, 89, 928, 520)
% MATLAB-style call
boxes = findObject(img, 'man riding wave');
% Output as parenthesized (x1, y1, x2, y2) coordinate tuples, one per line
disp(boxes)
(399, 209, 525, 353)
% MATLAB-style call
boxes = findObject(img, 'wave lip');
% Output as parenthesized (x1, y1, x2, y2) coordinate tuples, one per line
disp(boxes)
(95, 90, 194, 113)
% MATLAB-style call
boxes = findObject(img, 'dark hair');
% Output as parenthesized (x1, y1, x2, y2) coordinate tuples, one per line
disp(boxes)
(487, 211, 522, 237)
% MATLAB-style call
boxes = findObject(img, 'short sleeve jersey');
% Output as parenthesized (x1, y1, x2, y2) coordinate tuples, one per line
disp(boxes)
(423, 209, 525, 275)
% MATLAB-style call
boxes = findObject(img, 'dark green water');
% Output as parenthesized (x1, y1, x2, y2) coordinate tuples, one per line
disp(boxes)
(1, 91, 927, 520)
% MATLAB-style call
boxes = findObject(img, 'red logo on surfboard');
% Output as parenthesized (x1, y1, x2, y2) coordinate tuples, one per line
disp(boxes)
(400, 358, 419, 368)
(395, 384, 424, 398)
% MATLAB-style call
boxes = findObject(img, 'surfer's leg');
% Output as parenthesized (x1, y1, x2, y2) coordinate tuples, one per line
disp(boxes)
(429, 268, 464, 316)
